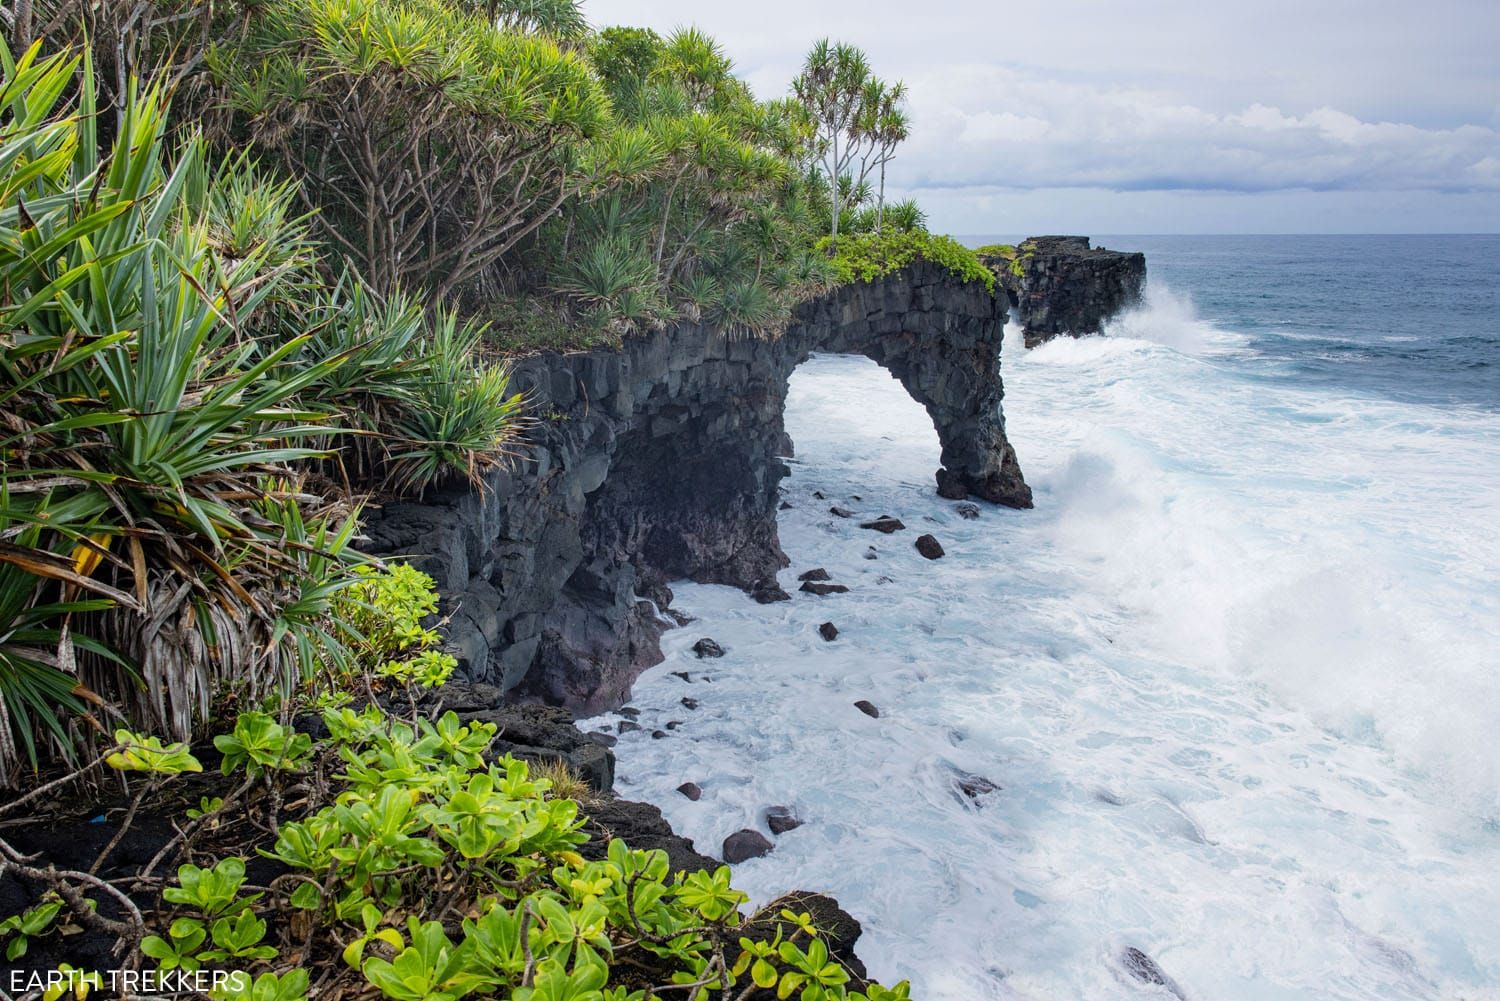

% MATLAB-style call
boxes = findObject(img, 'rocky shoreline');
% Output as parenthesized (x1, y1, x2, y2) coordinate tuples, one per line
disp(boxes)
(360, 240, 1144, 978)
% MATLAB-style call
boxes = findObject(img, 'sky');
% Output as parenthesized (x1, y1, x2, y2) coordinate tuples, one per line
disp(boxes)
(581, 0, 1500, 234)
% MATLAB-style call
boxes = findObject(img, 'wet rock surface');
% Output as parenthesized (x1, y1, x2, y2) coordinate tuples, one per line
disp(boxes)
(766, 806, 803, 835)
(818, 622, 839, 641)
(854, 700, 881, 719)
(915, 534, 945, 560)
(982, 236, 1146, 348)
(1119, 947, 1186, 999)
(752, 578, 792, 604)
(800, 581, 850, 595)
(859, 515, 906, 534)
(723, 829, 775, 863)
(692, 637, 725, 658)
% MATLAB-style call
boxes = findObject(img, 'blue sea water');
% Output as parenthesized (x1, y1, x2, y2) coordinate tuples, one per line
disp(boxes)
(608, 235, 1500, 999)
(1084, 234, 1500, 411)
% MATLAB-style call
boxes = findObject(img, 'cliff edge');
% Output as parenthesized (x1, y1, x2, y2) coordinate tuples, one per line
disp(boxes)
(982, 236, 1146, 347)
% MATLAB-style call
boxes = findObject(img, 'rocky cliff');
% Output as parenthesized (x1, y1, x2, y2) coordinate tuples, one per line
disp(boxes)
(362, 259, 1028, 714)
(984, 236, 1146, 347)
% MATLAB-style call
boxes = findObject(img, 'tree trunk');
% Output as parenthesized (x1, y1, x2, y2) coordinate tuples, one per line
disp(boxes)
(14, 0, 32, 47)
(828, 132, 840, 246)
(876, 159, 887, 235)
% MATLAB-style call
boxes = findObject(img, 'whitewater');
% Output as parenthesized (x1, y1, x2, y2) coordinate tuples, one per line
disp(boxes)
(606, 285, 1500, 999)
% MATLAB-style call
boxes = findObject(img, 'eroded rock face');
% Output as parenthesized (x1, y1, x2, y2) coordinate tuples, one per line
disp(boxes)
(362, 260, 1030, 715)
(984, 236, 1146, 348)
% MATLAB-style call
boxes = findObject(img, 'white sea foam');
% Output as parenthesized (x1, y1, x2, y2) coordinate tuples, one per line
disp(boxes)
(608, 290, 1500, 999)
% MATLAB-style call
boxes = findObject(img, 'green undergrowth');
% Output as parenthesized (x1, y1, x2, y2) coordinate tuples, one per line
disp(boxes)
(0, 565, 910, 1001)
(974, 243, 1032, 279)
(819, 231, 995, 293)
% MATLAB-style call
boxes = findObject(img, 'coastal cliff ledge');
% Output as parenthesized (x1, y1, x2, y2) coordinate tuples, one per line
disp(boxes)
(982, 236, 1147, 347)
(363, 259, 1027, 715)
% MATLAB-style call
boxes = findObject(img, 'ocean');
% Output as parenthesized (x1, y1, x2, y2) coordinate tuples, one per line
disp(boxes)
(607, 235, 1500, 999)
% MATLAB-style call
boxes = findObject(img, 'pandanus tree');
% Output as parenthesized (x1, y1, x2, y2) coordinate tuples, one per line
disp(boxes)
(792, 38, 908, 244)
(215, 0, 614, 302)
(0, 46, 523, 780)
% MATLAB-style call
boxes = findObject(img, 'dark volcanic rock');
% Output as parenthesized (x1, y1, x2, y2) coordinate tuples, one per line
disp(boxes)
(854, 700, 880, 718)
(800, 581, 850, 595)
(981, 236, 1146, 348)
(915, 534, 945, 560)
(956, 772, 1001, 799)
(745, 894, 870, 984)
(651, 729, 667, 739)
(1119, 947, 1186, 999)
(677, 782, 702, 801)
(863, 546, 878, 560)
(955, 502, 981, 520)
(779, 501, 793, 510)
(680, 697, 699, 709)
(829, 506, 855, 518)
(766, 806, 803, 835)
(692, 637, 725, 658)
(723, 829, 775, 863)
(444, 696, 616, 792)
(361, 259, 1032, 716)
(859, 515, 905, 534)
(618, 720, 641, 734)
(818, 622, 839, 641)
(583, 798, 716, 875)
(798, 568, 831, 582)
(752, 578, 792, 604)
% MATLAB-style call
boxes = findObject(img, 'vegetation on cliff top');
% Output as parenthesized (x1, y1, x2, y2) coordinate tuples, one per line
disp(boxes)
(823, 232, 996, 293)
(0, 2, 978, 992)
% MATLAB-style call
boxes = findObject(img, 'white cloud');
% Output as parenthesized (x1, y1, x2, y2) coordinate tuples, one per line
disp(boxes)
(898, 64, 1500, 196)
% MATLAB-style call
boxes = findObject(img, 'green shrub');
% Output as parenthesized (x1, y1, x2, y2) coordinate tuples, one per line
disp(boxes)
(818, 230, 996, 292)
(132, 699, 910, 1001)
(0, 48, 522, 778)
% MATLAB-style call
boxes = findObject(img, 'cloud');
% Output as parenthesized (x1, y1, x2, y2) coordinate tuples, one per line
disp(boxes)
(899, 64, 1500, 196)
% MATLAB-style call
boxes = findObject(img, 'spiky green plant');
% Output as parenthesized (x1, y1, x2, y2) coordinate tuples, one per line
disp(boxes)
(388, 319, 527, 495)
(0, 46, 524, 778)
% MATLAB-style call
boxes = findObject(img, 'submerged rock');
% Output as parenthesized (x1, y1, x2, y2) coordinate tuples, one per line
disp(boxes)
(854, 700, 880, 719)
(863, 546, 878, 560)
(859, 515, 905, 534)
(915, 534, 945, 560)
(617, 720, 641, 734)
(955, 772, 1000, 800)
(800, 581, 850, 595)
(1119, 947, 1186, 999)
(692, 637, 725, 658)
(723, 829, 774, 863)
(680, 696, 699, 709)
(766, 806, 803, 835)
(818, 622, 839, 641)
(752, 578, 791, 604)
(830, 506, 855, 518)
(955, 502, 981, 520)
